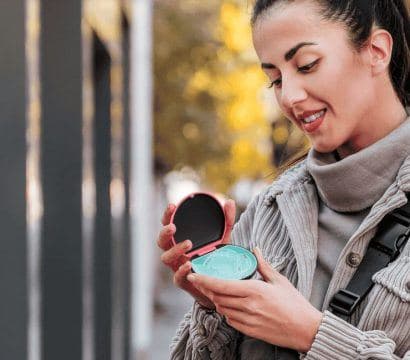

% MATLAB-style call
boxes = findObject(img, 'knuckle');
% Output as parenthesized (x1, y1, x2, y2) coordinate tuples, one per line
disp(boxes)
(161, 252, 171, 265)
(212, 294, 219, 304)
(215, 304, 222, 313)
(247, 300, 257, 314)
(206, 292, 214, 302)
(157, 232, 170, 248)
(157, 231, 165, 243)
(162, 204, 176, 223)
(161, 214, 168, 226)
(178, 243, 190, 255)
(254, 281, 265, 293)
(164, 224, 175, 237)
(158, 235, 168, 248)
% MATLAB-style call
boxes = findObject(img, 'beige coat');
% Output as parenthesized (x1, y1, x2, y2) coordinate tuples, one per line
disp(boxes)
(170, 157, 410, 359)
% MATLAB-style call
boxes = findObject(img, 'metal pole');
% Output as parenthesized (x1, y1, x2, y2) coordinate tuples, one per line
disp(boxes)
(130, 0, 154, 357)
(26, 0, 42, 359)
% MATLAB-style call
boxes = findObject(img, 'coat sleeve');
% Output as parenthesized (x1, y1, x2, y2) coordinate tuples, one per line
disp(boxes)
(303, 311, 409, 360)
(169, 189, 268, 360)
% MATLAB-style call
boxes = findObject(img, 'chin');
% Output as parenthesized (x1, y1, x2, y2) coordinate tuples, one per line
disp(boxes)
(311, 142, 338, 154)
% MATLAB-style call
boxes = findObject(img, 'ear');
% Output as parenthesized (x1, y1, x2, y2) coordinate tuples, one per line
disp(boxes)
(366, 28, 393, 76)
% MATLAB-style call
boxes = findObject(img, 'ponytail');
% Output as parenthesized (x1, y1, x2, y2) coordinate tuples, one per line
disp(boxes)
(376, 0, 410, 106)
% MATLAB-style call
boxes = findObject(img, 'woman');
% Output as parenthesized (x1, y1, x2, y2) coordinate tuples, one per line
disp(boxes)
(157, 0, 410, 358)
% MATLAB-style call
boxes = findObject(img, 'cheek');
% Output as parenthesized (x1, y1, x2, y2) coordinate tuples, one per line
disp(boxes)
(312, 57, 369, 116)
(313, 61, 346, 103)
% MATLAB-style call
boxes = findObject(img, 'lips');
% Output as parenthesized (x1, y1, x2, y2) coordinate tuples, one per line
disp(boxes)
(301, 109, 326, 133)
(296, 108, 326, 121)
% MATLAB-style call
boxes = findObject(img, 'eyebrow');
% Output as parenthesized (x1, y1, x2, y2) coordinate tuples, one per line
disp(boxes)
(261, 42, 318, 69)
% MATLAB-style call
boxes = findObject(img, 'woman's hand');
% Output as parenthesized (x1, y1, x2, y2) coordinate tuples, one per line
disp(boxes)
(187, 248, 323, 352)
(157, 199, 236, 309)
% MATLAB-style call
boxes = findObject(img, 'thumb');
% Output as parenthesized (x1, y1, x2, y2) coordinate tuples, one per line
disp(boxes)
(254, 247, 276, 283)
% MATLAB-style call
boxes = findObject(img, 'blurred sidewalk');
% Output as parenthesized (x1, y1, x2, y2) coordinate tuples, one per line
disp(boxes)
(151, 276, 193, 360)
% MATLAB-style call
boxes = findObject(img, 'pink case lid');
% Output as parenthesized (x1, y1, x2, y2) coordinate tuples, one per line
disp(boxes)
(170, 192, 227, 258)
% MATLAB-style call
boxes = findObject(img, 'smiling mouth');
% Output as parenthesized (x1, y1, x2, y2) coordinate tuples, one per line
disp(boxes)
(300, 109, 327, 133)
(301, 109, 327, 123)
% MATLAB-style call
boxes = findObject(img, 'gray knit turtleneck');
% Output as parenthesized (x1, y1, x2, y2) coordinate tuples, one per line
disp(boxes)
(307, 117, 410, 310)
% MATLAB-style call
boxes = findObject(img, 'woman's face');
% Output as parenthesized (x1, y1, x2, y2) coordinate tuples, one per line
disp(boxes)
(252, 0, 375, 154)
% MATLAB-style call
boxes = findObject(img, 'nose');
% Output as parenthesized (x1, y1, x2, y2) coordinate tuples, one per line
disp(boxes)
(279, 77, 307, 110)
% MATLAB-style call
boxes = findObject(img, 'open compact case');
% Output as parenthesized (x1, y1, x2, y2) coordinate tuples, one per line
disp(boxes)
(170, 192, 257, 280)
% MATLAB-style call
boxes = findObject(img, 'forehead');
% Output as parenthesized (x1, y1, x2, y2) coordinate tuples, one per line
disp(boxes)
(252, 1, 348, 62)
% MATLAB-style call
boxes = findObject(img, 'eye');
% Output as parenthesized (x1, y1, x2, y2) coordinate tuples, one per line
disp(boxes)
(267, 59, 320, 89)
(268, 78, 282, 89)
(298, 59, 320, 73)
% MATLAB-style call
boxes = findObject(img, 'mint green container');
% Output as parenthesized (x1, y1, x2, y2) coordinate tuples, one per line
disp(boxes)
(191, 244, 257, 280)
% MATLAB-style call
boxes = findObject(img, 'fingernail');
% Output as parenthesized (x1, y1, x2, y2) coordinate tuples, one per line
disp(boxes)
(184, 240, 192, 248)
(187, 274, 196, 282)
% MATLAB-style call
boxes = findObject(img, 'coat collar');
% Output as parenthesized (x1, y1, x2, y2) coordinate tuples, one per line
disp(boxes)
(263, 155, 410, 299)
(264, 155, 410, 206)
(263, 160, 311, 206)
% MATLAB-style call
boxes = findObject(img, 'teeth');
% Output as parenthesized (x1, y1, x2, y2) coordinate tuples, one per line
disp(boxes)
(302, 110, 325, 123)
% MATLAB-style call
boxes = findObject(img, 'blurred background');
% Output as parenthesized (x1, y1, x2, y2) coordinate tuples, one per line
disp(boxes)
(5, 0, 408, 360)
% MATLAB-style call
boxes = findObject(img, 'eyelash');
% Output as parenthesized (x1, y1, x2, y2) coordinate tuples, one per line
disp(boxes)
(268, 59, 320, 89)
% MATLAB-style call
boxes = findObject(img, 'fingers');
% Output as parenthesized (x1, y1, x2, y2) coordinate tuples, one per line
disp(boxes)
(157, 223, 176, 251)
(218, 306, 249, 325)
(187, 273, 250, 297)
(161, 240, 192, 269)
(191, 281, 247, 314)
(222, 199, 236, 244)
(224, 316, 249, 335)
(173, 261, 192, 287)
(161, 204, 176, 226)
(254, 247, 278, 284)
(211, 294, 247, 311)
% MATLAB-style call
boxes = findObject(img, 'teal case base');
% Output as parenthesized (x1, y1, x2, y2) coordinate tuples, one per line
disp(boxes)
(191, 244, 257, 280)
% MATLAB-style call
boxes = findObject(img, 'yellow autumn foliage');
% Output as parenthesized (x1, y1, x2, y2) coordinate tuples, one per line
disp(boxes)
(179, 0, 276, 192)
(272, 125, 289, 145)
(219, 3, 252, 53)
(229, 139, 270, 175)
(184, 69, 212, 98)
(203, 1, 275, 192)
(218, 66, 268, 131)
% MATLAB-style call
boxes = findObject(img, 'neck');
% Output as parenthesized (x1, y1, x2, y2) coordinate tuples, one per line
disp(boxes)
(337, 88, 408, 159)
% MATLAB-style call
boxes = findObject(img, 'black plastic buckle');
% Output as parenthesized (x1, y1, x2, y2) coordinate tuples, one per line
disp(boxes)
(329, 289, 361, 317)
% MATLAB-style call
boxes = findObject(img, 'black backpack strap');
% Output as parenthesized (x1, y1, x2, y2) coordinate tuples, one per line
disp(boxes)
(329, 195, 410, 319)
